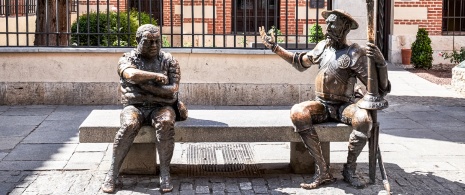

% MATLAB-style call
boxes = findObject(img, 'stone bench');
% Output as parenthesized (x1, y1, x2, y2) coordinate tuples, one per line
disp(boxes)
(78, 106, 353, 174)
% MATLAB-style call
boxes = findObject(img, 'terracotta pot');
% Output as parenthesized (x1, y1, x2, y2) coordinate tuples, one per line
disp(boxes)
(401, 48, 412, 65)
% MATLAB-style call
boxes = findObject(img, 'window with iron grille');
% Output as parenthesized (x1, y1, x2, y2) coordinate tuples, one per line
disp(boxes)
(443, 0, 465, 35)
(233, 0, 280, 34)
(0, 0, 36, 16)
(70, 0, 77, 13)
(129, 0, 161, 25)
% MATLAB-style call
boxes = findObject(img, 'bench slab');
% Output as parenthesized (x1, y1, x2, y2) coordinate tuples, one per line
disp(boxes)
(79, 108, 352, 143)
(78, 107, 353, 174)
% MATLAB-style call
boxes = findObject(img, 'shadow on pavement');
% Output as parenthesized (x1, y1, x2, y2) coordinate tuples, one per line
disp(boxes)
(377, 95, 465, 144)
(110, 162, 465, 194)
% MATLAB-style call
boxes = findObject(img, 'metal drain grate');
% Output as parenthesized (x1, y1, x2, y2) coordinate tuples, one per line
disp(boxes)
(186, 143, 262, 177)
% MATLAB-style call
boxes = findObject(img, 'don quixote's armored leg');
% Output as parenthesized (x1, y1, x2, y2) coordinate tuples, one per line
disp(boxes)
(151, 107, 176, 192)
(341, 105, 372, 188)
(102, 106, 143, 193)
(290, 102, 335, 189)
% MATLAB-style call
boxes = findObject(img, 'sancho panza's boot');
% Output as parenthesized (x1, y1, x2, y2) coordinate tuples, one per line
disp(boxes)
(342, 132, 368, 188)
(299, 129, 336, 189)
(102, 125, 139, 193)
(155, 122, 175, 192)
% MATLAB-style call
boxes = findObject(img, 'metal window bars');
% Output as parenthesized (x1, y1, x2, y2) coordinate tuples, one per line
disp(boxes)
(0, 0, 331, 49)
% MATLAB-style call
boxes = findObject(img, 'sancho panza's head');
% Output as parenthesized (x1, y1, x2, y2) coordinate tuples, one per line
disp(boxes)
(135, 24, 161, 58)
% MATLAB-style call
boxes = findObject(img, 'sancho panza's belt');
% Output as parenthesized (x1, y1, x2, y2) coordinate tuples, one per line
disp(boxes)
(132, 102, 168, 108)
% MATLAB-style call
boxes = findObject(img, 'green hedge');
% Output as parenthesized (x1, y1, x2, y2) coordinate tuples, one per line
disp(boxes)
(411, 28, 433, 69)
(71, 9, 157, 47)
(308, 23, 324, 43)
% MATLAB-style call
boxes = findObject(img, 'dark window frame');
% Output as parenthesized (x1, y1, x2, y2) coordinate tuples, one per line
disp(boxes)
(442, 0, 465, 35)
(232, 0, 281, 34)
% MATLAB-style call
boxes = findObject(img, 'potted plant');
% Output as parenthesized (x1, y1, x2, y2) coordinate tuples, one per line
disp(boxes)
(398, 35, 412, 65)
(410, 28, 433, 69)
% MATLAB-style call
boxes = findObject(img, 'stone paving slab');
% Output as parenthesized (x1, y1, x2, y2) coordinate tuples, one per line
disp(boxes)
(75, 143, 109, 152)
(3, 143, 77, 161)
(0, 125, 37, 138)
(21, 131, 79, 144)
(378, 118, 425, 129)
(1, 108, 55, 116)
(0, 137, 24, 151)
(0, 153, 7, 161)
(45, 105, 100, 121)
(0, 115, 47, 126)
(0, 106, 8, 112)
(0, 161, 68, 171)
(434, 130, 465, 142)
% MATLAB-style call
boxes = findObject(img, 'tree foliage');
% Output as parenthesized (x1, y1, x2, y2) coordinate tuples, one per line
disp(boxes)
(70, 9, 157, 47)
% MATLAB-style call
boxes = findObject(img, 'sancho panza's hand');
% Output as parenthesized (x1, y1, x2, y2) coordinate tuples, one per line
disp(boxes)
(259, 26, 277, 51)
(154, 73, 168, 84)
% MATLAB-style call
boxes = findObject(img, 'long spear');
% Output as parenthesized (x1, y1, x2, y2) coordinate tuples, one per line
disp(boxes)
(357, 0, 390, 193)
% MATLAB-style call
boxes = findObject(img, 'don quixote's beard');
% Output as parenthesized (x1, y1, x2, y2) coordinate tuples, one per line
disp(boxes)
(325, 36, 346, 50)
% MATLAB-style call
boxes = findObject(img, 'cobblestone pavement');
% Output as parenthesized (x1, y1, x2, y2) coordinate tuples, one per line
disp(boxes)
(1, 64, 465, 195)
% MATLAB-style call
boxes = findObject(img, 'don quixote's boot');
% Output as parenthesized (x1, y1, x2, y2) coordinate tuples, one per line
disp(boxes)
(298, 129, 336, 189)
(342, 133, 368, 188)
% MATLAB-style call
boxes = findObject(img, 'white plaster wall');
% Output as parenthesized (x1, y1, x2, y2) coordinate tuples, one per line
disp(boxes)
(333, 0, 368, 46)
(389, 34, 465, 65)
(393, 7, 428, 20)
(297, 6, 326, 20)
(175, 5, 215, 18)
(0, 51, 315, 85)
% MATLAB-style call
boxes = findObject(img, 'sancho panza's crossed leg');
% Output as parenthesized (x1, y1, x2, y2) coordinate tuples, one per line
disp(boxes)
(102, 105, 143, 193)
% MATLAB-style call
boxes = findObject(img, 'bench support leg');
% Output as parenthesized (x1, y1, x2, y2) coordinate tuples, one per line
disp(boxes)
(290, 142, 330, 174)
(121, 143, 157, 174)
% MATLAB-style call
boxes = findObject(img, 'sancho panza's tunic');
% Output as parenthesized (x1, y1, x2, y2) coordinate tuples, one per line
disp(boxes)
(117, 49, 180, 106)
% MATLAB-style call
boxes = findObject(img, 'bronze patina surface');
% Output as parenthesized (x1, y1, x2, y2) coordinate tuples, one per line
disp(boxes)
(259, 8, 390, 190)
(102, 24, 187, 193)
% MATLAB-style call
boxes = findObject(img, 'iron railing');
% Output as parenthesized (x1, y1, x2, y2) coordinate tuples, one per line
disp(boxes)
(443, 0, 465, 35)
(0, 0, 331, 49)
(0, 0, 36, 16)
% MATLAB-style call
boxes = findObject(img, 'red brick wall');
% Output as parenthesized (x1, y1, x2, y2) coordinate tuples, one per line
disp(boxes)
(162, 0, 232, 34)
(394, 0, 443, 35)
(78, 0, 126, 11)
(99, 0, 326, 35)
(279, 0, 327, 35)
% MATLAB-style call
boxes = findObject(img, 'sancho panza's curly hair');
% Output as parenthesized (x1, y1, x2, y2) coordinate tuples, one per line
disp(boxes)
(135, 24, 160, 43)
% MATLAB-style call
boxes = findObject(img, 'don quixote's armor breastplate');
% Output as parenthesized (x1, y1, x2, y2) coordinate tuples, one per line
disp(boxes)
(315, 44, 357, 103)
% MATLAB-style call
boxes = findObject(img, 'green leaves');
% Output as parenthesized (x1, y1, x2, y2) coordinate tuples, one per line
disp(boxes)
(411, 28, 433, 69)
(441, 48, 465, 64)
(70, 10, 158, 47)
(308, 23, 324, 43)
